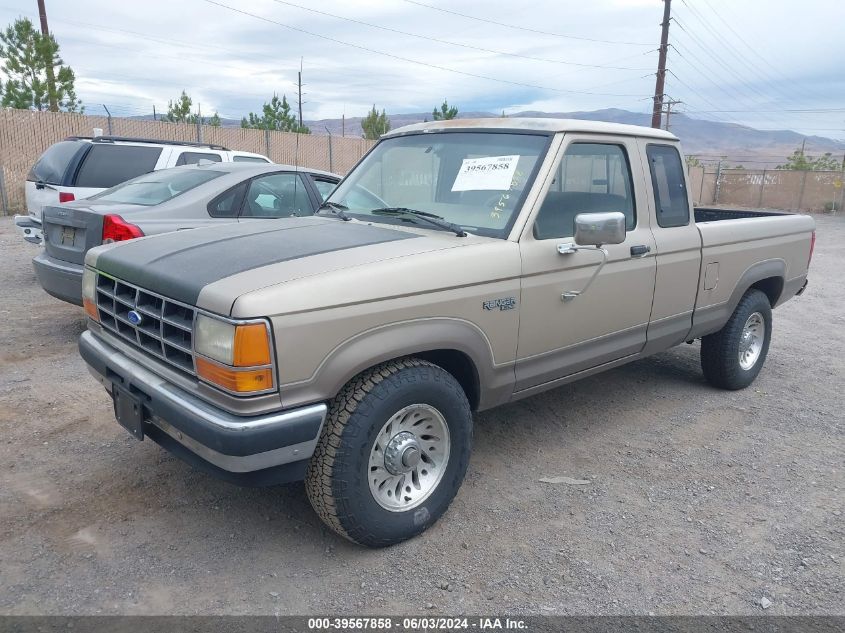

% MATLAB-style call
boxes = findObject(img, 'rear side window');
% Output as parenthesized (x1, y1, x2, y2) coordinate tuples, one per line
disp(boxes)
(89, 169, 223, 206)
(647, 145, 690, 228)
(208, 182, 247, 218)
(27, 141, 83, 185)
(311, 177, 338, 201)
(175, 151, 223, 166)
(233, 155, 270, 163)
(241, 173, 311, 218)
(74, 145, 162, 188)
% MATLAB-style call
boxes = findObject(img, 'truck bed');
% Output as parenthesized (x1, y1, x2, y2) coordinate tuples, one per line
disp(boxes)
(694, 207, 787, 223)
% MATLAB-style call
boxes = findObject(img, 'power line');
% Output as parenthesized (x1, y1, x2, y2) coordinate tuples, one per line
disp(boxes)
(675, 3, 805, 110)
(202, 0, 652, 100)
(401, 0, 653, 46)
(268, 0, 652, 71)
(667, 40, 787, 129)
(687, 0, 829, 106)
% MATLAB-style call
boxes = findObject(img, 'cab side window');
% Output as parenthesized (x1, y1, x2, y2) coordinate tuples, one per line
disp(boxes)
(647, 145, 690, 228)
(534, 143, 635, 240)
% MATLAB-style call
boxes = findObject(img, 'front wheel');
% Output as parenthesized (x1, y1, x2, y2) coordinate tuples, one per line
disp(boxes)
(700, 289, 772, 390)
(305, 358, 472, 547)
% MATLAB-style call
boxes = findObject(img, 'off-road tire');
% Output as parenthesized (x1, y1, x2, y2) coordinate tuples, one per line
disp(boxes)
(305, 357, 472, 547)
(701, 289, 772, 390)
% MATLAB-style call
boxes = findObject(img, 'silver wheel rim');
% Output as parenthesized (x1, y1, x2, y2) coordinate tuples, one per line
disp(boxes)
(738, 311, 765, 370)
(368, 404, 450, 512)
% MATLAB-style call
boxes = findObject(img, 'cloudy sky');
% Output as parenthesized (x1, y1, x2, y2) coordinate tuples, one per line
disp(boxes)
(0, 0, 842, 138)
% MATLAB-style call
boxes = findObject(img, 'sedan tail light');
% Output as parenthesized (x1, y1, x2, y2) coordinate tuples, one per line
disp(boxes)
(102, 214, 144, 243)
(808, 230, 816, 266)
(58, 192, 75, 203)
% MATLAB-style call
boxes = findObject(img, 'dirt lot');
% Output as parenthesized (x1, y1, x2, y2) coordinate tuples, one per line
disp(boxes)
(0, 215, 842, 616)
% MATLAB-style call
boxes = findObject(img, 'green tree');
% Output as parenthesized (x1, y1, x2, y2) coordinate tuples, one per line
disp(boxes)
(164, 90, 198, 123)
(432, 99, 458, 120)
(241, 94, 309, 133)
(0, 17, 82, 112)
(777, 147, 842, 171)
(361, 105, 390, 140)
(685, 156, 702, 168)
(206, 111, 221, 127)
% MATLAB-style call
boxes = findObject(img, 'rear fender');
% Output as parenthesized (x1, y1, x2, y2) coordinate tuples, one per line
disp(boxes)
(689, 258, 786, 339)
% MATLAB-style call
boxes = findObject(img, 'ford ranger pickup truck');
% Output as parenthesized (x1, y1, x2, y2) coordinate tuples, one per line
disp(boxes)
(77, 119, 815, 547)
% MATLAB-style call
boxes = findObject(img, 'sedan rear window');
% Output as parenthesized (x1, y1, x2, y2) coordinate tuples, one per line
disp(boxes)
(74, 144, 162, 188)
(89, 169, 223, 206)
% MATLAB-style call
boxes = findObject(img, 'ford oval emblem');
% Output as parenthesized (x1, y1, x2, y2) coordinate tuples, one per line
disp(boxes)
(127, 310, 143, 326)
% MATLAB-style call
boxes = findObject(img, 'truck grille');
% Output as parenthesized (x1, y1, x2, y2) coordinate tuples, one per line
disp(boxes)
(94, 274, 196, 375)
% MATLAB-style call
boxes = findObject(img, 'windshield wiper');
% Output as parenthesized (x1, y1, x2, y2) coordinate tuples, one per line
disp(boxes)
(369, 207, 467, 237)
(319, 201, 351, 221)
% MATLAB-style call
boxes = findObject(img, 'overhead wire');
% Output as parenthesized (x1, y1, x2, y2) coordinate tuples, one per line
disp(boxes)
(201, 0, 652, 100)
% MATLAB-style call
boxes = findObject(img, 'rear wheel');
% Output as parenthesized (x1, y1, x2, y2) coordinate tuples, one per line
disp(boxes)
(305, 358, 472, 547)
(701, 289, 772, 390)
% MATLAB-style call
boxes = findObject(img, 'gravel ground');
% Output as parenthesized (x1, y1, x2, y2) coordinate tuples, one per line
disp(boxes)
(0, 214, 842, 616)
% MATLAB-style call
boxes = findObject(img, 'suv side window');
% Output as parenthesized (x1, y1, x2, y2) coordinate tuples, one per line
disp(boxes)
(74, 145, 162, 188)
(241, 173, 311, 218)
(311, 176, 338, 201)
(233, 155, 270, 163)
(175, 151, 223, 166)
(534, 143, 636, 240)
(647, 144, 690, 228)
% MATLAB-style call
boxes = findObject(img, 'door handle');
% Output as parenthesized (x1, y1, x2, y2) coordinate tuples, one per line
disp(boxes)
(630, 245, 651, 257)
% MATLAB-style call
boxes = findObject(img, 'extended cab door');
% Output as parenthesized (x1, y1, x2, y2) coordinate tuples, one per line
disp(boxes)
(638, 141, 702, 354)
(515, 136, 657, 391)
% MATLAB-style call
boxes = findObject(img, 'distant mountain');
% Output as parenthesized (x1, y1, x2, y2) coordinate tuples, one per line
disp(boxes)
(128, 109, 845, 167)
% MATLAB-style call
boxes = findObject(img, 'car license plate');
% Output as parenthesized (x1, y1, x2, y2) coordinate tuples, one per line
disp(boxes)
(60, 226, 76, 246)
(113, 385, 144, 441)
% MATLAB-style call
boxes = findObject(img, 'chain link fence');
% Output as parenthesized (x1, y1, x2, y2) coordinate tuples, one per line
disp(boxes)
(688, 165, 845, 213)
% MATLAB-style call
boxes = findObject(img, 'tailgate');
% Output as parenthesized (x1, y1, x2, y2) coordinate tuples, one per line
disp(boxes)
(42, 205, 105, 266)
(25, 181, 59, 223)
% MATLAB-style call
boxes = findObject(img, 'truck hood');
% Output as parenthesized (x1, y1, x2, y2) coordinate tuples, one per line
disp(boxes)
(87, 216, 470, 308)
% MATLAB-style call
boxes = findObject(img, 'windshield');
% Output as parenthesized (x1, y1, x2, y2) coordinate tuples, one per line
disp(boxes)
(89, 168, 223, 206)
(324, 132, 550, 238)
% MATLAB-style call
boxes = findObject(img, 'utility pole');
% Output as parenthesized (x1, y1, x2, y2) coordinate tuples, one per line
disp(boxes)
(651, 0, 672, 129)
(663, 98, 682, 131)
(297, 57, 304, 130)
(36, 0, 58, 112)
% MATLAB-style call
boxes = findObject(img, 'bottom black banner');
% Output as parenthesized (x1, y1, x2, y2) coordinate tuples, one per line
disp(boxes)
(0, 616, 843, 633)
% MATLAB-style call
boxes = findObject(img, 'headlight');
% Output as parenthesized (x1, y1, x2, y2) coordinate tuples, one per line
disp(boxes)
(82, 268, 98, 321)
(194, 314, 274, 394)
(195, 314, 237, 365)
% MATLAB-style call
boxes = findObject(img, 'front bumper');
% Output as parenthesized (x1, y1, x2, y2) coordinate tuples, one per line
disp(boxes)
(14, 215, 43, 244)
(79, 330, 328, 486)
(32, 251, 83, 306)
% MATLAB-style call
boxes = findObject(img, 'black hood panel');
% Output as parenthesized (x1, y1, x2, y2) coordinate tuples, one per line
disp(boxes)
(94, 217, 416, 305)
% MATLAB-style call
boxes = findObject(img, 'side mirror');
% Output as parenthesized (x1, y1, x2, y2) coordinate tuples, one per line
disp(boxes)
(574, 212, 626, 247)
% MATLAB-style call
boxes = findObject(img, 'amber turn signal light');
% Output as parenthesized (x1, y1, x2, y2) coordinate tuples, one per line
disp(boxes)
(233, 323, 272, 367)
(83, 297, 99, 322)
(196, 357, 273, 393)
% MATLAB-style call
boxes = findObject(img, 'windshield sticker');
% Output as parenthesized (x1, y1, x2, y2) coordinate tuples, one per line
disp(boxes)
(451, 155, 520, 192)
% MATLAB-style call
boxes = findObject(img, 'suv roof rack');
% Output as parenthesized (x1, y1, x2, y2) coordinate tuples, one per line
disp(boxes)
(64, 135, 230, 151)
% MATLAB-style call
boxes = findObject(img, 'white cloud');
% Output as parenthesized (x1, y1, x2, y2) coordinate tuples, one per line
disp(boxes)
(0, 0, 841, 137)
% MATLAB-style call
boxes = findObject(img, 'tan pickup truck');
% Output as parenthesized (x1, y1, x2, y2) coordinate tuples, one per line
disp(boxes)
(78, 119, 815, 547)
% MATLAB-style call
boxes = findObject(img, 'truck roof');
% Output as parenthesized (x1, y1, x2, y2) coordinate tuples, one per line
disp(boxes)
(384, 117, 679, 141)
